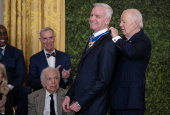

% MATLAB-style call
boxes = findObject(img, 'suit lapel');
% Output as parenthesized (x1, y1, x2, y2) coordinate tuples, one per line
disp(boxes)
(54, 49, 58, 68)
(36, 88, 46, 114)
(2, 44, 12, 65)
(81, 42, 89, 60)
(56, 88, 65, 115)
(79, 34, 105, 65)
(39, 50, 49, 67)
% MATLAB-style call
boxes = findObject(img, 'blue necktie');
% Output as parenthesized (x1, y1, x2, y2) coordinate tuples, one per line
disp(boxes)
(0, 48, 3, 61)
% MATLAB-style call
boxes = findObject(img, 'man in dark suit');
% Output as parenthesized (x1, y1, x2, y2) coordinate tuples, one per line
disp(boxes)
(28, 27, 73, 91)
(109, 9, 152, 115)
(28, 67, 74, 115)
(62, 3, 117, 115)
(0, 25, 31, 115)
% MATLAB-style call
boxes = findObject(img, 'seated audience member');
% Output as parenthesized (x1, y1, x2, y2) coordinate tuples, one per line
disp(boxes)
(28, 67, 74, 115)
(28, 27, 73, 91)
(0, 25, 31, 115)
(0, 63, 13, 115)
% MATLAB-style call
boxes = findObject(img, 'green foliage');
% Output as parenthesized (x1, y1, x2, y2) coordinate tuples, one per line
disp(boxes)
(66, 0, 170, 114)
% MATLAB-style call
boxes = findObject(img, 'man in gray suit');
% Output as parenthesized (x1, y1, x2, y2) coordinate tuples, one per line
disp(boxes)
(28, 67, 74, 115)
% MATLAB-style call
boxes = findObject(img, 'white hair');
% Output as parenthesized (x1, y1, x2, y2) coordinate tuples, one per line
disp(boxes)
(39, 27, 55, 38)
(123, 9, 143, 28)
(40, 67, 60, 81)
(93, 3, 113, 18)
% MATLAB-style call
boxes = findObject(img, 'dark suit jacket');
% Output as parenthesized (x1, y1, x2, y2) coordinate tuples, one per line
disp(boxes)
(4, 91, 13, 115)
(1, 44, 26, 87)
(28, 49, 73, 90)
(66, 33, 117, 114)
(110, 29, 151, 110)
(0, 91, 13, 115)
(28, 88, 74, 115)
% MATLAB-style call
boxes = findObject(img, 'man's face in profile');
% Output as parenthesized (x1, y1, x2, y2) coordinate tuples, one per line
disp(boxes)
(89, 7, 110, 33)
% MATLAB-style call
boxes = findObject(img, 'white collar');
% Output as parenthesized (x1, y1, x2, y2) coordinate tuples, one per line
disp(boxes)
(45, 90, 57, 98)
(93, 28, 108, 37)
(0, 44, 7, 50)
(44, 49, 55, 54)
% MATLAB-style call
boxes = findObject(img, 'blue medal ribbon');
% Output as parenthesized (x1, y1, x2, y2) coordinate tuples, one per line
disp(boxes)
(89, 30, 110, 42)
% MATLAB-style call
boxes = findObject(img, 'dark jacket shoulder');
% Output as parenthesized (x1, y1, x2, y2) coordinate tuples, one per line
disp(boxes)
(28, 88, 67, 98)
(6, 44, 23, 53)
(30, 49, 69, 59)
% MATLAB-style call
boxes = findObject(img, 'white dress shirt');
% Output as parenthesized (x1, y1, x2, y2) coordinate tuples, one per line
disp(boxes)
(93, 28, 108, 38)
(112, 36, 131, 43)
(112, 36, 122, 43)
(44, 49, 56, 68)
(43, 90, 58, 115)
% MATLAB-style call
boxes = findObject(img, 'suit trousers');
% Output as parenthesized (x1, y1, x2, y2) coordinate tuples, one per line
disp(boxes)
(12, 86, 31, 115)
(110, 108, 145, 115)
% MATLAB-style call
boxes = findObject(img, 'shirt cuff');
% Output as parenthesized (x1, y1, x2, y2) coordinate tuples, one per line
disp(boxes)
(112, 36, 121, 43)
(7, 84, 14, 90)
(76, 101, 81, 107)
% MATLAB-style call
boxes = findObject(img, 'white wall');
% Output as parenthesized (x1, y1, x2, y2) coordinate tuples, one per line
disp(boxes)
(0, 0, 4, 24)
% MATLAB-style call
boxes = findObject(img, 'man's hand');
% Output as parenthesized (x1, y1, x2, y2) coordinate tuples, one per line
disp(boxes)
(109, 27, 118, 38)
(62, 96, 72, 112)
(70, 102, 81, 112)
(56, 65, 61, 71)
(62, 68, 71, 79)
(55, 65, 71, 79)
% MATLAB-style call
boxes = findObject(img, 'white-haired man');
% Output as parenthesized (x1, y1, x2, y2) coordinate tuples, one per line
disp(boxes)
(109, 9, 151, 115)
(28, 67, 74, 115)
(62, 3, 117, 115)
(28, 27, 73, 91)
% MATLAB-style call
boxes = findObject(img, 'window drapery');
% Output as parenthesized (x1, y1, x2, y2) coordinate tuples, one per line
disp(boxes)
(4, 0, 65, 74)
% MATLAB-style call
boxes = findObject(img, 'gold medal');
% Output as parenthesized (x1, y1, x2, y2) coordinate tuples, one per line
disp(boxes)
(88, 41, 95, 48)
